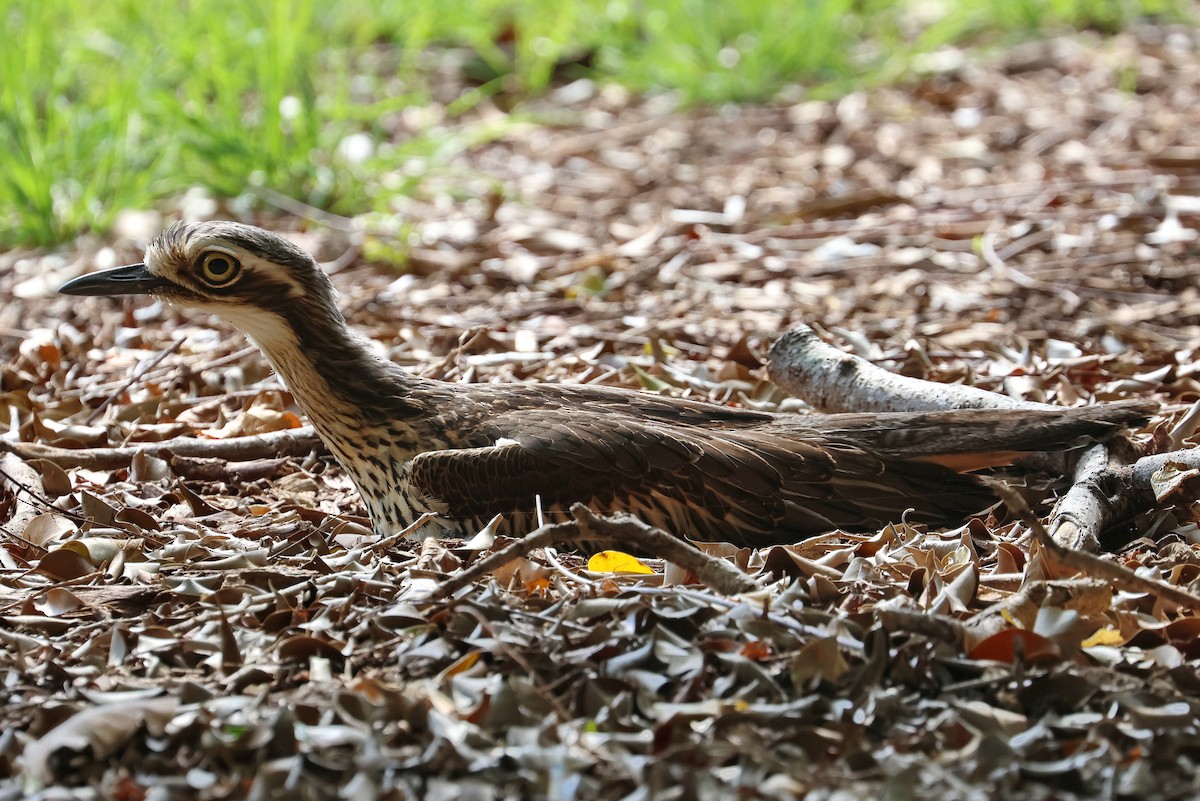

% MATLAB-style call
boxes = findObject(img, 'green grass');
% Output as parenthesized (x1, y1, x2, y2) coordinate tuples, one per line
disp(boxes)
(0, 0, 1187, 249)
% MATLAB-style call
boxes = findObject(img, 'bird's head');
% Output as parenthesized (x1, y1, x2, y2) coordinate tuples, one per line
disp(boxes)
(59, 221, 341, 346)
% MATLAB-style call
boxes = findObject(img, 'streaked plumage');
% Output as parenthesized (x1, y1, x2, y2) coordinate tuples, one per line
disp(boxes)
(60, 222, 1151, 546)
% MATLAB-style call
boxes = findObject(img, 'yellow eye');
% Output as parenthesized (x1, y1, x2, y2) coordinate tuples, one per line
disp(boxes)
(197, 252, 241, 286)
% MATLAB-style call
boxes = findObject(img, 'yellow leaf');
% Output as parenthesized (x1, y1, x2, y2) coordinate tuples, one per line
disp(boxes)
(1082, 626, 1125, 648)
(642, 339, 680, 357)
(587, 550, 654, 575)
(631, 366, 675, 394)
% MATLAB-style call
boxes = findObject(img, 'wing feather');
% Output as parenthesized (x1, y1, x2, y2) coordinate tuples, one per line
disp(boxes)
(403, 407, 996, 546)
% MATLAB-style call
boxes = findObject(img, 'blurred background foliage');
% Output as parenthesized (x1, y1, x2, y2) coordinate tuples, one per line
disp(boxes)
(0, 0, 1186, 247)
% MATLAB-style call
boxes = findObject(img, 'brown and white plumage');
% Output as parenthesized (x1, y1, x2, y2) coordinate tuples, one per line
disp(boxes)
(60, 221, 1151, 546)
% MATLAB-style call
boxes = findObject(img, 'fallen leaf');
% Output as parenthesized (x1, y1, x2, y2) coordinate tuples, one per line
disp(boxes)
(23, 698, 180, 784)
(34, 548, 94, 581)
(587, 550, 654, 574)
(968, 629, 1060, 664)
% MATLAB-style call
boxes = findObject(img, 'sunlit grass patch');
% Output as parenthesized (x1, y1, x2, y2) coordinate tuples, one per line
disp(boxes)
(0, 0, 1186, 247)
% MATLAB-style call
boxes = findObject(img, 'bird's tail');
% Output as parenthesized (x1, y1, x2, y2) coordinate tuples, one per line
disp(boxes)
(807, 399, 1153, 470)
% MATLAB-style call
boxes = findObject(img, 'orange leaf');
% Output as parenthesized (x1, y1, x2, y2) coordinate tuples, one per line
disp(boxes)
(440, 650, 482, 680)
(968, 629, 1060, 664)
(740, 640, 771, 661)
(525, 576, 551, 594)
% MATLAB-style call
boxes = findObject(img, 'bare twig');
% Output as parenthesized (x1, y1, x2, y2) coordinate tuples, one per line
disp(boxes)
(431, 519, 590, 599)
(0, 428, 324, 469)
(85, 337, 187, 424)
(965, 578, 1112, 642)
(251, 186, 358, 232)
(370, 512, 442, 555)
(980, 229, 1038, 286)
(433, 504, 757, 599)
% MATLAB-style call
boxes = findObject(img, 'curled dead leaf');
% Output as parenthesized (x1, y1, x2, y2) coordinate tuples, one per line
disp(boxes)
(22, 698, 180, 784)
(1149, 462, 1200, 502)
(203, 392, 303, 439)
(80, 491, 118, 526)
(22, 514, 75, 548)
(61, 536, 144, 566)
(491, 556, 550, 589)
(967, 629, 1060, 665)
(130, 451, 171, 482)
(790, 637, 848, 686)
(277, 635, 346, 664)
(31, 588, 85, 617)
(34, 548, 94, 581)
(115, 506, 161, 532)
(1121, 697, 1196, 729)
(31, 459, 71, 496)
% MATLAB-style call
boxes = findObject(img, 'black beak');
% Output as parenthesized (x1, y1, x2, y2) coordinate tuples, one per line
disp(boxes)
(58, 264, 171, 296)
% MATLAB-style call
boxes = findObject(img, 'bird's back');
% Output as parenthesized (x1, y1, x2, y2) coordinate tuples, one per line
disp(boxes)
(399, 384, 1150, 545)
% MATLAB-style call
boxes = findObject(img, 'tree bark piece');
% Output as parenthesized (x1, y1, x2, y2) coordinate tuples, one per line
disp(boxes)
(1047, 442, 1133, 552)
(1053, 446, 1200, 550)
(0, 453, 46, 535)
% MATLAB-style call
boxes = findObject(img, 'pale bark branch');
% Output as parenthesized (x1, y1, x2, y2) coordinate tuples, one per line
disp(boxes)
(1053, 446, 1200, 550)
(766, 323, 1169, 552)
(1047, 442, 1132, 552)
(767, 324, 1053, 413)
(0, 453, 46, 536)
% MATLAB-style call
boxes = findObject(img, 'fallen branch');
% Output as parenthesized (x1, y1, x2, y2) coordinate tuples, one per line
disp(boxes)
(1052, 446, 1200, 551)
(0, 428, 324, 469)
(1048, 441, 1134, 552)
(1129, 446, 1200, 485)
(767, 324, 1053, 413)
(767, 323, 1164, 552)
(990, 481, 1200, 612)
(167, 454, 295, 482)
(433, 503, 758, 599)
(0, 453, 46, 535)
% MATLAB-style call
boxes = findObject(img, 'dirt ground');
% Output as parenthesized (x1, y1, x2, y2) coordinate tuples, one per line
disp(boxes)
(3, 26, 1200, 801)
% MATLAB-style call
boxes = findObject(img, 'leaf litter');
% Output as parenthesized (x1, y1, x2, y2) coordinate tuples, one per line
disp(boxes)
(3, 26, 1200, 801)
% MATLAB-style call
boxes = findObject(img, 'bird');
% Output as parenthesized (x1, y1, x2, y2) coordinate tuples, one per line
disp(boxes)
(59, 221, 1152, 547)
